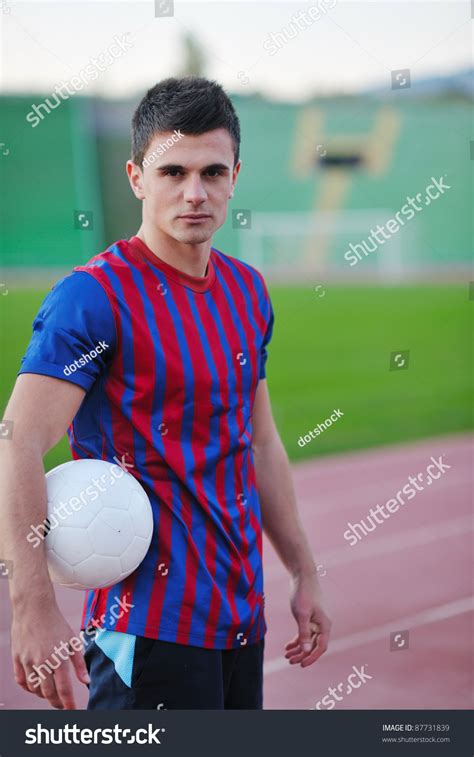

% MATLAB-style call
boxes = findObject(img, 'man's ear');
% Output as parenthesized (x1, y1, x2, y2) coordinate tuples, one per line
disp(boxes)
(230, 159, 241, 199)
(126, 160, 145, 201)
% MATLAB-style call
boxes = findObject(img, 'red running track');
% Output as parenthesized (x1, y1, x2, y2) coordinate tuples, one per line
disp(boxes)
(1, 433, 472, 710)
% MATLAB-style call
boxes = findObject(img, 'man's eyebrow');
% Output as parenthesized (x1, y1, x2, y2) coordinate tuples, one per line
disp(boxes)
(157, 163, 230, 172)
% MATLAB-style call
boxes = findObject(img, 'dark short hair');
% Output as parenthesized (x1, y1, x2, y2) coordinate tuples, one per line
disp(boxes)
(131, 76, 241, 168)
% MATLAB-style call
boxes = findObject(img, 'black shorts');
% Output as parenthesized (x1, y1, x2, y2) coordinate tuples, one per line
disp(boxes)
(83, 628, 265, 710)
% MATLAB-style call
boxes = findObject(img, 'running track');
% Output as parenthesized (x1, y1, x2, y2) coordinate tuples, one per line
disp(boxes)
(1, 432, 472, 710)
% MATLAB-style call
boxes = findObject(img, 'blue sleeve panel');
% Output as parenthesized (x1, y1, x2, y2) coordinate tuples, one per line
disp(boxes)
(18, 270, 116, 392)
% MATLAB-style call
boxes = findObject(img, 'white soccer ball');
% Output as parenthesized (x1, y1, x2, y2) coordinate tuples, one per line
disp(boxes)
(43, 459, 153, 590)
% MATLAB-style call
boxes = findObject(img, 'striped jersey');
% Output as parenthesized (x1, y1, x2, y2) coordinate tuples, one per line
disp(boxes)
(19, 235, 275, 649)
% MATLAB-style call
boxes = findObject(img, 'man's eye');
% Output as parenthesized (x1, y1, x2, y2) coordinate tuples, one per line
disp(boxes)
(162, 169, 223, 177)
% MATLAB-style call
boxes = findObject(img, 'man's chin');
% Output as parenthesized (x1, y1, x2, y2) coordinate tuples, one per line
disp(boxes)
(172, 228, 214, 245)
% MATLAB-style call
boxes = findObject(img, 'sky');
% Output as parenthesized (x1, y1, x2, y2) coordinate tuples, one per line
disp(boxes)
(0, 1, 472, 101)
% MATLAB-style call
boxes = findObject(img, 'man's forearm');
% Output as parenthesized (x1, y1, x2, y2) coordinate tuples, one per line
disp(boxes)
(0, 439, 57, 610)
(252, 434, 317, 578)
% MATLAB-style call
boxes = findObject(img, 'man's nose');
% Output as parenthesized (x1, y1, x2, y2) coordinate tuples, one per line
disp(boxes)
(183, 175, 208, 203)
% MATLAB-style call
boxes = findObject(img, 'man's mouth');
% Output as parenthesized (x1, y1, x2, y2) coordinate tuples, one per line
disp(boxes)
(178, 213, 212, 222)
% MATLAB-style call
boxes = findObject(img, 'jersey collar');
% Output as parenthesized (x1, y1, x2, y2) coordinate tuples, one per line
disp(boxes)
(128, 235, 216, 293)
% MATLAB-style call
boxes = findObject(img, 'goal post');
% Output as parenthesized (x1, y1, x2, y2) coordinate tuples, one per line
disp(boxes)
(238, 210, 417, 282)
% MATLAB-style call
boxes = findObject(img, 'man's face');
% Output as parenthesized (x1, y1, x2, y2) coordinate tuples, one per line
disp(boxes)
(127, 128, 240, 245)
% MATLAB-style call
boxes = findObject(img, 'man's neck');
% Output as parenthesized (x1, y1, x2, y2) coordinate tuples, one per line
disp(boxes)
(136, 227, 211, 279)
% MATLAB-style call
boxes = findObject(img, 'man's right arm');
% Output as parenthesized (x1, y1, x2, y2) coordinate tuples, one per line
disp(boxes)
(0, 373, 88, 709)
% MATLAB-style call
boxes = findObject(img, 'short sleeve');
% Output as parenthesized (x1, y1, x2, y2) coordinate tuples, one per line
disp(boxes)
(259, 288, 275, 380)
(18, 271, 116, 392)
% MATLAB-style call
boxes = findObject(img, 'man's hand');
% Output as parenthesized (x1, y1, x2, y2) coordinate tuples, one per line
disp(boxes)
(11, 599, 90, 709)
(285, 572, 332, 668)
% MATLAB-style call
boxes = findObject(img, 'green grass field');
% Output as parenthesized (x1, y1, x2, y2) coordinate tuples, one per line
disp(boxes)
(0, 284, 472, 471)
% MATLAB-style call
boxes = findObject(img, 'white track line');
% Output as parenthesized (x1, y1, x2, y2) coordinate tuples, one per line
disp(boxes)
(264, 596, 474, 676)
(264, 513, 473, 582)
(295, 475, 471, 517)
(293, 435, 473, 487)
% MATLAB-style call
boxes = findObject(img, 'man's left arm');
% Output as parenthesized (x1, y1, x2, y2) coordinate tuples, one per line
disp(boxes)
(251, 379, 332, 667)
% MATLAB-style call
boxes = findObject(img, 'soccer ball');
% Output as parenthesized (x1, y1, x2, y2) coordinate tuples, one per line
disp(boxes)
(43, 458, 153, 590)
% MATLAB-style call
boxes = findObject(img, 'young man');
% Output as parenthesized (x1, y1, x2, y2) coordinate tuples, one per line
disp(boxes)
(1, 77, 331, 710)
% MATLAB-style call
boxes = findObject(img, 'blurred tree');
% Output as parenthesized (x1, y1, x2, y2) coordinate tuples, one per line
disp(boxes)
(177, 32, 207, 77)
